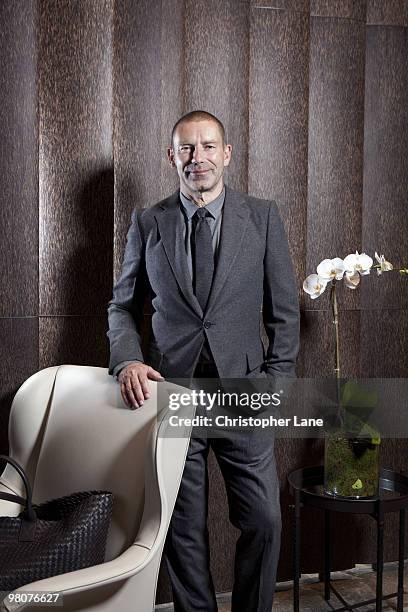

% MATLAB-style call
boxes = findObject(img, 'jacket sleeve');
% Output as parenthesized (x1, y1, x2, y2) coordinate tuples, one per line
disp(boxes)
(107, 209, 146, 374)
(263, 201, 300, 378)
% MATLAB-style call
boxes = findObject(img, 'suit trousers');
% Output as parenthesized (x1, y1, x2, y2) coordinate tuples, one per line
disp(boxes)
(164, 376, 282, 612)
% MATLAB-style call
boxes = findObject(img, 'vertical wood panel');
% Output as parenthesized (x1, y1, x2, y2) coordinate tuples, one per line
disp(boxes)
(113, 0, 183, 279)
(39, 0, 114, 316)
(360, 310, 408, 376)
(306, 16, 366, 315)
(183, 0, 249, 192)
(361, 27, 408, 310)
(0, 0, 39, 458)
(160, 1, 185, 198)
(300, 310, 361, 377)
(0, 319, 39, 457)
(249, 6, 309, 293)
(39, 317, 109, 370)
(0, 0, 38, 316)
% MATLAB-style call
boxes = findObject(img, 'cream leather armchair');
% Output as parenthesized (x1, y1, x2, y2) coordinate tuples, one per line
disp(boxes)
(0, 365, 194, 612)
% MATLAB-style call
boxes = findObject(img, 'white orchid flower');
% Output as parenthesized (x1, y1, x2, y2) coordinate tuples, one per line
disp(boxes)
(303, 274, 328, 299)
(344, 271, 360, 289)
(343, 251, 373, 276)
(316, 258, 346, 281)
(374, 252, 393, 275)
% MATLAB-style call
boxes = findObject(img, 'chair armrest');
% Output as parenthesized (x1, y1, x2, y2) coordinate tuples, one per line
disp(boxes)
(2, 544, 153, 611)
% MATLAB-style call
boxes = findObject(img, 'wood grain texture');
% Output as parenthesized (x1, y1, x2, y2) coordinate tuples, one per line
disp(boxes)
(39, 0, 114, 316)
(361, 26, 408, 310)
(306, 16, 366, 313)
(299, 309, 362, 377)
(310, 0, 367, 21)
(0, 0, 38, 317)
(39, 316, 109, 370)
(113, 0, 183, 280)
(248, 6, 309, 300)
(183, 0, 249, 193)
(360, 309, 408, 376)
(0, 318, 39, 457)
(366, 0, 408, 26)
(160, 0, 185, 197)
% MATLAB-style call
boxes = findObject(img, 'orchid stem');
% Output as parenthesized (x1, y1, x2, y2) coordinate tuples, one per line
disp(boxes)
(330, 281, 343, 428)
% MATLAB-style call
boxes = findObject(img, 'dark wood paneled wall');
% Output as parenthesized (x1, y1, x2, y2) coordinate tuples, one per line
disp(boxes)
(1, 0, 408, 604)
(38, 0, 114, 369)
(0, 0, 39, 458)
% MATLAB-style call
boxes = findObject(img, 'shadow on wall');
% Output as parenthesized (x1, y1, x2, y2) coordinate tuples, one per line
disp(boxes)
(42, 167, 114, 369)
(112, 172, 156, 356)
(0, 391, 15, 471)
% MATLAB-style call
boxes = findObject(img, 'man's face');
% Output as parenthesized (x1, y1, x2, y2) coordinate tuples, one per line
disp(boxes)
(167, 119, 232, 200)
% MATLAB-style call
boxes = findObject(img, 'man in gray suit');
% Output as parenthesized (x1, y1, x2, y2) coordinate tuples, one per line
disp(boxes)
(107, 110, 299, 611)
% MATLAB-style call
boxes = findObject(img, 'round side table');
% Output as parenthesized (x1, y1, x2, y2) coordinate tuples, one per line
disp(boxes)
(288, 465, 408, 612)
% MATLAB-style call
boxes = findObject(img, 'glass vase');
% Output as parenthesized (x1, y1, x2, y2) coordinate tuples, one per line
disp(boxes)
(324, 432, 380, 498)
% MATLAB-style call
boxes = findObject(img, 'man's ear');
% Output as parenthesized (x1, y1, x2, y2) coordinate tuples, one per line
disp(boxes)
(223, 144, 232, 167)
(167, 146, 176, 167)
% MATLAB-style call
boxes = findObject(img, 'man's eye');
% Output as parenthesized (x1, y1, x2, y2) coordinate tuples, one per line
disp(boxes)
(205, 145, 215, 149)
(179, 146, 191, 152)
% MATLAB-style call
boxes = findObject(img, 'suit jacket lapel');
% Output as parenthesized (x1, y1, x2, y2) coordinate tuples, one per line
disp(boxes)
(206, 187, 250, 311)
(154, 191, 203, 318)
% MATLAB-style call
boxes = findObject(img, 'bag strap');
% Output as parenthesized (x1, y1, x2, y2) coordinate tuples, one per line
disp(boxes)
(0, 491, 26, 506)
(0, 455, 36, 521)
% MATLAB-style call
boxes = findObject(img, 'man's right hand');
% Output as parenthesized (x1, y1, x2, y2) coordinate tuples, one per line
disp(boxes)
(118, 362, 164, 409)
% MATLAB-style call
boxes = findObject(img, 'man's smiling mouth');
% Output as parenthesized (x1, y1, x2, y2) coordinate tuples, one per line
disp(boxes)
(187, 169, 210, 176)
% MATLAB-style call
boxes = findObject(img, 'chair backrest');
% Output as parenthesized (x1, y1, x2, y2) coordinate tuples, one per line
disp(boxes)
(2, 365, 192, 561)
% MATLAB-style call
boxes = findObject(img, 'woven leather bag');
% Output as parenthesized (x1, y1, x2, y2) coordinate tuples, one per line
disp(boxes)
(0, 455, 114, 591)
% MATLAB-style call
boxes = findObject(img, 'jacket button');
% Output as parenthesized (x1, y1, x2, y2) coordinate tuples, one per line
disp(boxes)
(203, 321, 212, 329)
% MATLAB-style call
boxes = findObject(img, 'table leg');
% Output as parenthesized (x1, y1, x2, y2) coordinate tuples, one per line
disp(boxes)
(324, 509, 331, 601)
(397, 509, 405, 612)
(293, 490, 301, 612)
(376, 503, 384, 612)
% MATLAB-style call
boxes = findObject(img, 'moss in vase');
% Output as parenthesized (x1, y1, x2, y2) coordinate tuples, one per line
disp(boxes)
(324, 435, 380, 498)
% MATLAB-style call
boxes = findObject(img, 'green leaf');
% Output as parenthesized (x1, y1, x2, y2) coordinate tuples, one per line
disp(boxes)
(340, 381, 378, 409)
(352, 479, 363, 490)
(351, 478, 363, 489)
(339, 381, 381, 439)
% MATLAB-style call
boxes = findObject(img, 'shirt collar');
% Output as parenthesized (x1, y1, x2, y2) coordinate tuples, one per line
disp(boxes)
(179, 187, 225, 220)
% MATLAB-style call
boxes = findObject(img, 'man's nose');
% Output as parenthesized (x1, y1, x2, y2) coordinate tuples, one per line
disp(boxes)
(191, 146, 204, 163)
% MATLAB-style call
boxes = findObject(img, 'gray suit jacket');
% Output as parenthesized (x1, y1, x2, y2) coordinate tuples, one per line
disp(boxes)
(107, 186, 299, 379)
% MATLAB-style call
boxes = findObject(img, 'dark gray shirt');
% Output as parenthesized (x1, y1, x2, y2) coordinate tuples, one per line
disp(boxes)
(113, 188, 225, 377)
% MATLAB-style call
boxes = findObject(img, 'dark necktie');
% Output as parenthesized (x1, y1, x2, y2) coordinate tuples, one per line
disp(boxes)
(193, 208, 214, 311)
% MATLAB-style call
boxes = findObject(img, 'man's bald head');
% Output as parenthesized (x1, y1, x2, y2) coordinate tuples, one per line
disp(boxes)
(171, 110, 225, 146)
